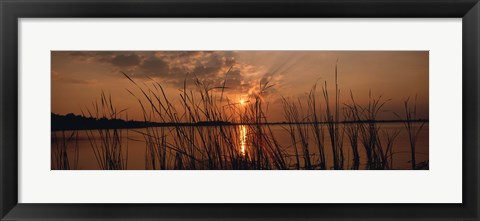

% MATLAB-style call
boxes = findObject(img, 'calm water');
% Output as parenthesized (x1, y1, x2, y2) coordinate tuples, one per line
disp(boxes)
(51, 123, 428, 170)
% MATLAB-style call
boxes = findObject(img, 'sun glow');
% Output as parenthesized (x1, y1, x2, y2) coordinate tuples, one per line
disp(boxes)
(239, 96, 248, 106)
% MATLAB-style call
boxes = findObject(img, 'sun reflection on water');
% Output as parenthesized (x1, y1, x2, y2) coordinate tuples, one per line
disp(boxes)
(240, 125, 247, 156)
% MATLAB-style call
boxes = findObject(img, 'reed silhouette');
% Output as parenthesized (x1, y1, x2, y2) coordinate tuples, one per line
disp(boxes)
(51, 64, 428, 170)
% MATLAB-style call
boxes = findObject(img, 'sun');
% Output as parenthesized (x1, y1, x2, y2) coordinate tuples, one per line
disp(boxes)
(239, 96, 248, 106)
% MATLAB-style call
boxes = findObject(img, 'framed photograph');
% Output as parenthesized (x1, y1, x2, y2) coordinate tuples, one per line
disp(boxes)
(1, 0, 478, 220)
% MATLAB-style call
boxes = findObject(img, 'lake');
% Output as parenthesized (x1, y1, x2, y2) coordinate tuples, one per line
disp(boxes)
(51, 122, 428, 170)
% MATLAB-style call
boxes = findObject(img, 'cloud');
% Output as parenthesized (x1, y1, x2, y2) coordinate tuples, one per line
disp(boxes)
(110, 54, 141, 67)
(61, 51, 286, 96)
(66, 51, 115, 63)
(140, 56, 169, 75)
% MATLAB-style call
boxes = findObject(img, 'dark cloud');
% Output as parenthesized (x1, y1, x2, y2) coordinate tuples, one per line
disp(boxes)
(140, 56, 169, 75)
(65, 52, 96, 62)
(110, 54, 141, 67)
(223, 69, 246, 91)
(61, 51, 278, 95)
(66, 51, 116, 63)
(192, 54, 223, 76)
(132, 52, 246, 91)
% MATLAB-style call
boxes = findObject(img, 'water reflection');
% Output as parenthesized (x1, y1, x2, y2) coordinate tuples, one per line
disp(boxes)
(52, 123, 429, 170)
(240, 125, 247, 156)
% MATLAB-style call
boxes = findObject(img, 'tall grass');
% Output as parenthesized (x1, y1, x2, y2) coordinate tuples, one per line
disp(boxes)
(322, 61, 344, 169)
(52, 131, 79, 170)
(282, 98, 311, 169)
(82, 91, 128, 170)
(121, 70, 288, 169)
(356, 92, 393, 169)
(52, 63, 427, 170)
(395, 96, 427, 169)
(378, 129, 401, 169)
(307, 83, 327, 169)
(344, 97, 361, 169)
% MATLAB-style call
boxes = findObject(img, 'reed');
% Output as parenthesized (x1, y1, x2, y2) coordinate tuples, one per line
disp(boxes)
(52, 130, 79, 170)
(395, 96, 427, 169)
(307, 83, 327, 169)
(82, 91, 128, 170)
(282, 98, 311, 169)
(52, 61, 428, 170)
(378, 129, 401, 169)
(117, 63, 420, 170)
(362, 92, 389, 169)
(322, 61, 344, 169)
(344, 99, 361, 169)
(121, 68, 299, 170)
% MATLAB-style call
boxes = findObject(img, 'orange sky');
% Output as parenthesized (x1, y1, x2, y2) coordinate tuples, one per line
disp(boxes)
(51, 51, 428, 122)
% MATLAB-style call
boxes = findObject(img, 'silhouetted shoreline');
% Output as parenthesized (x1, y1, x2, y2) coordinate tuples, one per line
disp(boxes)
(51, 113, 429, 131)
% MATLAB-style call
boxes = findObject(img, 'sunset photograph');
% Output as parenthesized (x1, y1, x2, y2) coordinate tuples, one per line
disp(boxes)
(51, 51, 429, 170)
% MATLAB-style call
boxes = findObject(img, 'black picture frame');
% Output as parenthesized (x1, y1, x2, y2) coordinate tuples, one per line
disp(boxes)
(1, 0, 479, 220)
